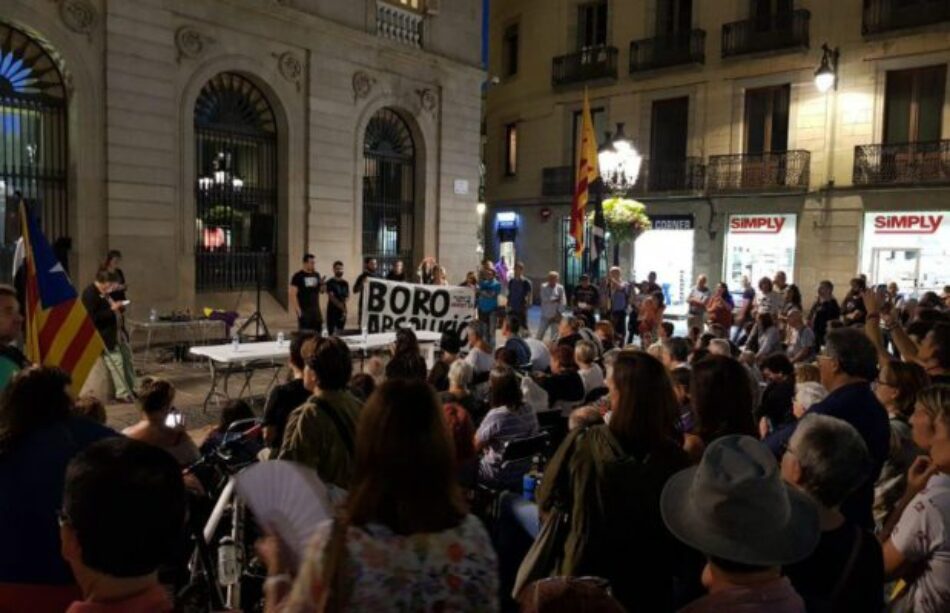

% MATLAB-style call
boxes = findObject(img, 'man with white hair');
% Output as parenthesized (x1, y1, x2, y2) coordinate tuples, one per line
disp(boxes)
(537, 271, 566, 342)
(781, 414, 883, 612)
(786, 309, 816, 364)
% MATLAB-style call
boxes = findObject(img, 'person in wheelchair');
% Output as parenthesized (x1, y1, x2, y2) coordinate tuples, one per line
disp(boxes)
(475, 367, 540, 491)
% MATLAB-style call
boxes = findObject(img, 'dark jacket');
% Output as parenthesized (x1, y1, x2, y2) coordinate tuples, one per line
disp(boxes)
(81, 283, 118, 351)
(0, 417, 117, 584)
(538, 425, 698, 611)
(766, 382, 890, 530)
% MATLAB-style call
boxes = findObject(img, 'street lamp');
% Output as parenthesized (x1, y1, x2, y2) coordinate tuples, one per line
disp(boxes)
(815, 44, 839, 93)
(598, 123, 642, 194)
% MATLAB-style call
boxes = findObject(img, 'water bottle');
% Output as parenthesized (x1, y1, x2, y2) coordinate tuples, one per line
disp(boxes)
(522, 472, 537, 502)
(217, 536, 239, 586)
(276, 331, 285, 347)
(321, 322, 329, 338)
(148, 308, 157, 323)
(522, 454, 543, 502)
(361, 324, 368, 344)
(231, 333, 240, 352)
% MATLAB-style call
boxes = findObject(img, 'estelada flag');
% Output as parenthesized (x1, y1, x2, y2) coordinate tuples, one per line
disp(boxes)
(570, 88, 600, 257)
(20, 203, 105, 395)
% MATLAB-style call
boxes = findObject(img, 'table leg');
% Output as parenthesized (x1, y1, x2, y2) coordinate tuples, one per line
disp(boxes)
(202, 359, 219, 412)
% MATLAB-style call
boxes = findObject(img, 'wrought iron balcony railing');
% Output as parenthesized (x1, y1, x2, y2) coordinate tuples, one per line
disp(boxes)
(863, 0, 950, 35)
(552, 46, 618, 88)
(542, 165, 574, 197)
(630, 30, 706, 73)
(632, 157, 706, 193)
(722, 9, 810, 58)
(853, 140, 950, 186)
(707, 150, 811, 193)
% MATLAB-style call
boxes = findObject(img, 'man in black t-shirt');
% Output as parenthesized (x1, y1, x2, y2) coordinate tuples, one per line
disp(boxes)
(353, 257, 379, 327)
(325, 261, 350, 336)
(290, 253, 323, 332)
(572, 274, 600, 330)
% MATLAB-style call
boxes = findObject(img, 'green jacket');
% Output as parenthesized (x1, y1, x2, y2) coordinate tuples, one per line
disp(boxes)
(537, 424, 693, 611)
(278, 389, 361, 490)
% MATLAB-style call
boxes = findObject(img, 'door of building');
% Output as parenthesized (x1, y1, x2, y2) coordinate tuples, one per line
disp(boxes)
(650, 97, 690, 190)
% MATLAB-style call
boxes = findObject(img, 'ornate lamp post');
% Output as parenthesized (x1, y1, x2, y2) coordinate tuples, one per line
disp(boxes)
(595, 123, 644, 265)
(598, 123, 643, 195)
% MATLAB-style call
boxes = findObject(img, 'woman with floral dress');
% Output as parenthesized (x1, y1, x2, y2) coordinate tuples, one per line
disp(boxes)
(261, 378, 499, 612)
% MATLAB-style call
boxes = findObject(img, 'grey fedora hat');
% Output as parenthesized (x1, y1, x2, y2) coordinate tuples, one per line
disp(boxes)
(660, 435, 820, 566)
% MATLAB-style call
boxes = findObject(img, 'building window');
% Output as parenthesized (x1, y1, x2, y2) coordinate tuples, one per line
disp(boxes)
(577, 1, 608, 50)
(651, 97, 690, 190)
(194, 73, 278, 292)
(752, 0, 793, 31)
(504, 123, 518, 176)
(502, 23, 520, 77)
(656, 0, 693, 37)
(571, 107, 607, 167)
(363, 108, 416, 274)
(744, 84, 790, 153)
(884, 65, 946, 144)
(0, 24, 68, 282)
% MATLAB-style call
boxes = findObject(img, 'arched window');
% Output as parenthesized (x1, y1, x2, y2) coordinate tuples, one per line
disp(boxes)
(362, 108, 416, 275)
(194, 72, 277, 292)
(0, 24, 67, 281)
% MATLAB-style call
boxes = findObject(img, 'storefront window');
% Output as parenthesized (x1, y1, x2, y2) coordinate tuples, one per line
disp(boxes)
(634, 215, 695, 314)
(861, 212, 950, 294)
(723, 214, 797, 292)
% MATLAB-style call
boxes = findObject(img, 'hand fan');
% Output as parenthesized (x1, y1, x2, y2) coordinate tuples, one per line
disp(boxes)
(234, 460, 332, 563)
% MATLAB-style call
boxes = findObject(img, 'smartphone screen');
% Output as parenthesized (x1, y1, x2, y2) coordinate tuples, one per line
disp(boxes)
(165, 411, 184, 428)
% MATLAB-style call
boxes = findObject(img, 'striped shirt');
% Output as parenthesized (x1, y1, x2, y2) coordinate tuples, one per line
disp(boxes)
(475, 405, 539, 487)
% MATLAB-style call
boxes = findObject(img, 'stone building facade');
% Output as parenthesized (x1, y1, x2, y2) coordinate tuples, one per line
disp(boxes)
(484, 0, 950, 309)
(2, 0, 482, 323)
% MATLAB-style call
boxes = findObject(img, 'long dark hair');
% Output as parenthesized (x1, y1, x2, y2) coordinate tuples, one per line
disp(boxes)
(690, 356, 756, 443)
(345, 379, 466, 535)
(785, 284, 803, 310)
(0, 367, 73, 453)
(384, 328, 427, 381)
(608, 352, 677, 453)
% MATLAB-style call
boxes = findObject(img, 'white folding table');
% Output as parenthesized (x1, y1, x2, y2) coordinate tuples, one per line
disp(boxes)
(189, 332, 442, 410)
(189, 341, 290, 410)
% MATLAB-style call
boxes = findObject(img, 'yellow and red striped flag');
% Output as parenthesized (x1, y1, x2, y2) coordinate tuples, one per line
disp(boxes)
(21, 203, 105, 395)
(570, 89, 600, 256)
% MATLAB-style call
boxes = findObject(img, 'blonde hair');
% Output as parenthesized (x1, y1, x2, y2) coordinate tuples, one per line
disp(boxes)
(795, 363, 821, 385)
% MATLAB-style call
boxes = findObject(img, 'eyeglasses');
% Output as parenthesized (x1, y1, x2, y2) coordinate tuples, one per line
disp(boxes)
(872, 379, 896, 390)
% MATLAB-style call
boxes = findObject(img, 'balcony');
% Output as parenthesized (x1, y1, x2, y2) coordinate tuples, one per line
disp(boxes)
(853, 141, 950, 186)
(552, 46, 618, 88)
(722, 9, 810, 58)
(376, 2, 424, 48)
(707, 150, 811, 193)
(542, 166, 574, 197)
(632, 157, 706, 194)
(864, 0, 950, 35)
(630, 30, 706, 73)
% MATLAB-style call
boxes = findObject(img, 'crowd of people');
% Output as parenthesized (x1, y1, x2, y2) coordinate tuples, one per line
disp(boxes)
(1, 255, 950, 612)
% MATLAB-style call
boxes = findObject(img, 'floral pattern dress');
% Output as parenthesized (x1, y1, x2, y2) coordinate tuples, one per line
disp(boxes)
(281, 514, 498, 612)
